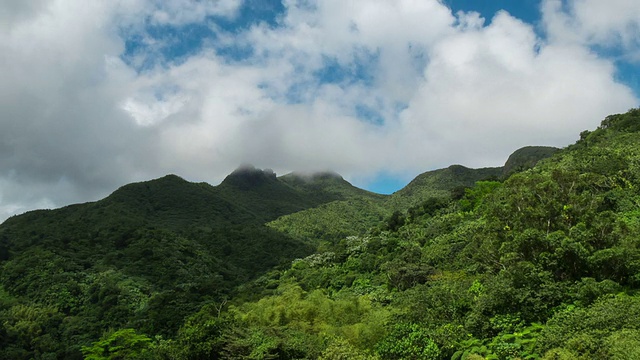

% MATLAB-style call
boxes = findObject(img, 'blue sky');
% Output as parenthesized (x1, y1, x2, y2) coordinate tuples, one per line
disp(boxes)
(121, 0, 640, 111)
(0, 0, 639, 219)
(446, 0, 542, 24)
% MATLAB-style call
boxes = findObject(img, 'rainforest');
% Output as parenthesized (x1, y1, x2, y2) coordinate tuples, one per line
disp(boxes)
(2, 109, 640, 359)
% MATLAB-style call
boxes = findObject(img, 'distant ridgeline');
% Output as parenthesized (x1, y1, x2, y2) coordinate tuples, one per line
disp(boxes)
(5, 109, 640, 359)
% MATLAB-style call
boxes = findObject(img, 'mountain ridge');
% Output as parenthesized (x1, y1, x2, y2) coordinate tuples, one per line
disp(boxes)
(1, 144, 558, 228)
(0, 142, 563, 358)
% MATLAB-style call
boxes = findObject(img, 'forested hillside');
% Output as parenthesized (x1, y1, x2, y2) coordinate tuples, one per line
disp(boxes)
(0, 168, 373, 358)
(2, 109, 639, 359)
(268, 164, 523, 244)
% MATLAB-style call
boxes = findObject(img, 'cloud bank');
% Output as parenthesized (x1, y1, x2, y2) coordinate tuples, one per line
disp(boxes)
(0, 0, 638, 221)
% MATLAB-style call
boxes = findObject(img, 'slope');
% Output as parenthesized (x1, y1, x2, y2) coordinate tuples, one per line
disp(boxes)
(268, 171, 389, 242)
(389, 164, 503, 208)
(268, 147, 555, 244)
(0, 168, 369, 358)
(502, 146, 559, 177)
(182, 109, 640, 360)
(0, 122, 577, 359)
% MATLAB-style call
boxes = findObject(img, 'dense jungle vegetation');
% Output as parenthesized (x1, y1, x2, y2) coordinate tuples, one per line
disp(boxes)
(1, 109, 640, 359)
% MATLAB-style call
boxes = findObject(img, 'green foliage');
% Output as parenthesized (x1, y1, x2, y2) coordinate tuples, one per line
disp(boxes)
(319, 337, 379, 360)
(375, 323, 440, 360)
(81, 328, 152, 360)
(453, 322, 543, 360)
(389, 165, 503, 210)
(2, 109, 640, 359)
(0, 170, 339, 355)
(1, 303, 65, 359)
(536, 294, 640, 357)
(502, 146, 559, 178)
(268, 198, 389, 243)
(406, 197, 450, 222)
(598, 108, 640, 133)
(385, 210, 406, 231)
(604, 328, 640, 360)
(171, 303, 232, 359)
(459, 181, 502, 212)
(489, 322, 543, 359)
(394, 273, 473, 326)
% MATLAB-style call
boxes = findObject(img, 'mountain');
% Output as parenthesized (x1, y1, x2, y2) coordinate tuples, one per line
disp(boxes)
(165, 109, 640, 360)
(393, 146, 558, 206)
(389, 164, 503, 207)
(267, 164, 506, 244)
(502, 146, 559, 177)
(2, 109, 636, 359)
(217, 165, 334, 221)
(213, 109, 640, 360)
(279, 170, 383, 200)
(270, 147, 557, 244)
(0, 169, 370, 357)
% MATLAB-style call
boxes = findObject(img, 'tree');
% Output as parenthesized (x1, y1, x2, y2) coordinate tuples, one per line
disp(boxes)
(375, 323, 440, 360)
(81, 328, 151, 360)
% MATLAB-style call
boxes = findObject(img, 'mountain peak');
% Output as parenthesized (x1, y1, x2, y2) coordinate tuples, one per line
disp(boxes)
(502, 146, 559, 177)
(221, 165, 278, 190)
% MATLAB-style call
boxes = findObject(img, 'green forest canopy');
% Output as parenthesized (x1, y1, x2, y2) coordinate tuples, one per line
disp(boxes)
(1, 109, 640, 359)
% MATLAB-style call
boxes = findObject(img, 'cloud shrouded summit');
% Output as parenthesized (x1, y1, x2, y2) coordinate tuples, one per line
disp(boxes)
(0, 0, 638, 221)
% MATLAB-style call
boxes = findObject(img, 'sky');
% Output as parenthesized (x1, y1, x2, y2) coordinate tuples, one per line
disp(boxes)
(1, 0, 639, 222)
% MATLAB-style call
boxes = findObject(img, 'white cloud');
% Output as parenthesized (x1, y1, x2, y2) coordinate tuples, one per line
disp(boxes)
(397, 10, 636, 169)
(543, 0, 640, 60)
(0, 0, 639, 222)
(0, 0, 153, 212)
(0, 0, 44, 28)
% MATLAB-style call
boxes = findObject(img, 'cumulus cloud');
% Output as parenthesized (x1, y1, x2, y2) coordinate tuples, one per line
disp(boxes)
(1, 1, 137, 215)
(0, 0, 638, 221)
(542, 0, 640, 59)
(399, 10, 636, 168)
